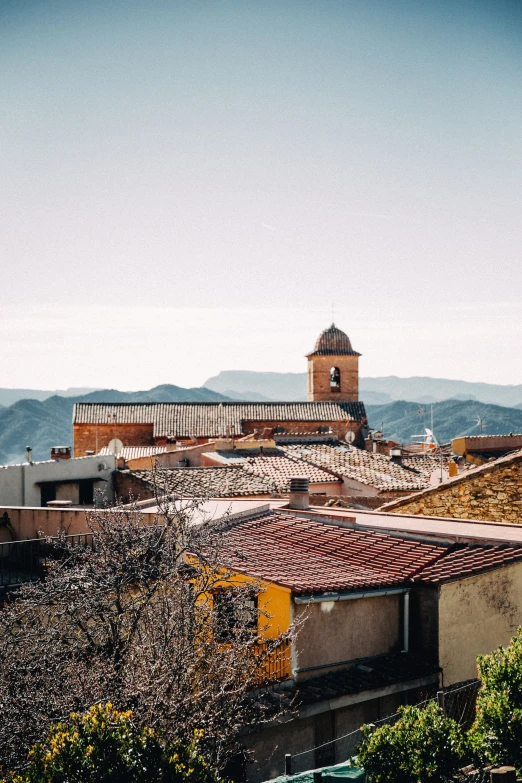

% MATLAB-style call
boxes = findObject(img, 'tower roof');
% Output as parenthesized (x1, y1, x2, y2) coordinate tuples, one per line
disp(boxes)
(307, 324, 361, 357)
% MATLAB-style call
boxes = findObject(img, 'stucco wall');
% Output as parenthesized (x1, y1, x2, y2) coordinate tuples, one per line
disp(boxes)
(293, 594, 402, 677)
(439, 561, 522, 685)
(0, 456, 116, 507)
(382, 458, 522, 523)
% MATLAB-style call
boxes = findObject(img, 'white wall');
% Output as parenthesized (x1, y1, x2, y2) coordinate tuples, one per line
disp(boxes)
(0, 455, 116, 507)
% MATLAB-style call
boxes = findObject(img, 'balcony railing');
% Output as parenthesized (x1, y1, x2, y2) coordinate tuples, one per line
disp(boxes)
(253, 637, 291, 682)
(0, 534, 94, 588)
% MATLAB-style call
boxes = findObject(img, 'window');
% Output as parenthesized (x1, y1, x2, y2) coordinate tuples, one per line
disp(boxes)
(330, 366, 341, 391)
(40, 482, 56, 507)
(213, 589, 258, 643)
(78, 479, 94, 505)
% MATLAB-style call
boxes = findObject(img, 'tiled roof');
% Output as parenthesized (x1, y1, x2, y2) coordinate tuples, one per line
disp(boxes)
(207, 449, 341, 488)
(133, 466, 278, 498)
(73, 401, 367, 438)
(401, 455, 450, 479)
(243, 455, 341, 488)
(292, 653, 439, 708)
(222, 509, 522, 592)
(281, 444, 429, 492)
(223, 511, 447, 593)
(413, 544, 522, 584)
(307, 323, 361, 357)
(98, 446, 167, 460)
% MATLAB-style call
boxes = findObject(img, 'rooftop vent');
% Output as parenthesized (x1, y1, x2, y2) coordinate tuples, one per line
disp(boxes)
(288, 477, 309, 511)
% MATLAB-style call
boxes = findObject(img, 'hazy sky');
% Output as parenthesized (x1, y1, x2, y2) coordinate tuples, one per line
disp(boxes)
(1, 0, 521, 389)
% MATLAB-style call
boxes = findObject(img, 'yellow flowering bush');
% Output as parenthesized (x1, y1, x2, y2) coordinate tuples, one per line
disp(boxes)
(3, 704, 221, 783)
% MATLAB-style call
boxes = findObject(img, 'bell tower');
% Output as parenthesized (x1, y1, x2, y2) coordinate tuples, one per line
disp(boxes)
(306, 323, 360, 402)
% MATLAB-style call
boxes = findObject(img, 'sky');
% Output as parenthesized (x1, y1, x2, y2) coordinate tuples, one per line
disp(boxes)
(1, 0, 521, 390)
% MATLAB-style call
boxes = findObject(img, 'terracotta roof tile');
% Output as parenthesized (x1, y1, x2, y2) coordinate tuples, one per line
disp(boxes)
(73, 401, 367, 438)
(413, 544, 522, 584)
(99, 446, 167, 460)
(133, 466, 277, 498)
(281, 444, 429, 492)
(223, 511, 447, 592)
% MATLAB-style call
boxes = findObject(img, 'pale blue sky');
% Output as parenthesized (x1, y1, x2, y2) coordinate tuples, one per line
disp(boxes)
(1, 0, 521, 388)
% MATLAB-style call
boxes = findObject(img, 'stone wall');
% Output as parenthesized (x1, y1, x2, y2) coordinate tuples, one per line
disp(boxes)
(381, 457, 522, 523)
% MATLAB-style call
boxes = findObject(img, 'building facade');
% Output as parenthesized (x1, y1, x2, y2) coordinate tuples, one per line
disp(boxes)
(306, 323, 360, 403)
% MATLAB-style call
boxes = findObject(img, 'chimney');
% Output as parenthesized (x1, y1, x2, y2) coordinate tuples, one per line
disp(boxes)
(288, 477, 309, 510)
(50, 446, 72, 461)
(26, 446, 32, 464)
(389, 448, 402, 464)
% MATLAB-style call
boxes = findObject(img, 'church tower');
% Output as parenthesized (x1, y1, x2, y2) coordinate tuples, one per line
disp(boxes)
(306, 324, 360, 402)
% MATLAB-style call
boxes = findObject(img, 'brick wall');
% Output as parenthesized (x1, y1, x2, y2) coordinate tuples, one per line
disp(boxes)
(74, 424, 155, 456)
(307, 355, 359, 402)
(381, 457, 522, 523)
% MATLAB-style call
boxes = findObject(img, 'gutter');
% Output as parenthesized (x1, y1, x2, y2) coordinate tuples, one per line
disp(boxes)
(293, 586, 410, 604)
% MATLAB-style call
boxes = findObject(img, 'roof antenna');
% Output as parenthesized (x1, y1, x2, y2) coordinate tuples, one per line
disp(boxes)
(331, 302, 335, 326)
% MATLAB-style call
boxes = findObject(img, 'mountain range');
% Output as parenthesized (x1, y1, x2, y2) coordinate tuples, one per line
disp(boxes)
(0, 385, 228, 465)
(204, 371, 522, 407)
(1, 378, 522, 466)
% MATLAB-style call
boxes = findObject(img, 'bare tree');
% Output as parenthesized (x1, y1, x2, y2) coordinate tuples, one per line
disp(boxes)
(0, 482, 293, 775)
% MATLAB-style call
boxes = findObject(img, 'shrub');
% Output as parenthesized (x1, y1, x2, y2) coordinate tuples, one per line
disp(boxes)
(3, 703, 221, 783)
(357, 700, 469, 783)
(470, 627, 522, 772)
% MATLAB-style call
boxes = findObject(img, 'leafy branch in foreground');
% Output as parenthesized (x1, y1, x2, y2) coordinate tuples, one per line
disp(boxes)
(2, 703, 220, 783)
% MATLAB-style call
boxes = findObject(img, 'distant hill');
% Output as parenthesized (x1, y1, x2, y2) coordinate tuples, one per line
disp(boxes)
(366, 399, 522, 445)
(0, 387, 101, 406)
(204, 371, 308, 401)
(204, 371, 522, 407)
(0, 385, 229, 465)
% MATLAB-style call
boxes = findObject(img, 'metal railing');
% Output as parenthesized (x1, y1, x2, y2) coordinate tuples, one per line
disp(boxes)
(0, 534, 94, 587)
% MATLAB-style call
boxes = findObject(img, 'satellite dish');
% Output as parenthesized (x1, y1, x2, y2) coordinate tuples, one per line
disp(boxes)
(108, 438, 124, 456)
(345, 431, 355, 444)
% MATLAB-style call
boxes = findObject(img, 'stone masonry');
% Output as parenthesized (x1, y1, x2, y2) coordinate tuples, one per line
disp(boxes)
(380, 450, 522, 524)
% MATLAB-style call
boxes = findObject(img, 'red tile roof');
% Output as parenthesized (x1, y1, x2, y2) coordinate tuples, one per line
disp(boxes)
(223, 511, 447, 593)
(222, 510, 522, 593)
(412, 544, 522, 584)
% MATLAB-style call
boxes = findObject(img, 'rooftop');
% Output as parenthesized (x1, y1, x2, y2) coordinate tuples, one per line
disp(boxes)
(132, 466, 279, 498)
(281, 443, 429, 492)
(73, 401, 367, 438)
(223, 510, 447, 593)
(99, 446, 167, 460)
(207, 449, 342, 488)
(307, 323, 361, 357)
(222, 509, 522, 593)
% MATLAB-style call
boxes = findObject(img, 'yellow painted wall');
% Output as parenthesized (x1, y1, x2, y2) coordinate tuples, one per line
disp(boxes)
(439, 561, 522, 685)
(222, 570, 291, 639)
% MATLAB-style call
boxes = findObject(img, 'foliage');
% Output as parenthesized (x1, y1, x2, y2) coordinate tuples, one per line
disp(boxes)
(2, 703, 220, 783)
(470, 627, 522, 772)
(0, 477, 293, 774)
(357, 701, 469, 783)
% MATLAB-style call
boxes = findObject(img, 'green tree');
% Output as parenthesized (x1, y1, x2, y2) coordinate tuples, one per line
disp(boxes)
(471, 627, 522, 772)
(357, 701, 469, 783)
(4, 703, 221, 783)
